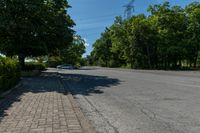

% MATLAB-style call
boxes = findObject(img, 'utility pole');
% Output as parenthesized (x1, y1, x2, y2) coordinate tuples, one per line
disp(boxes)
(123, 0, 135, 19)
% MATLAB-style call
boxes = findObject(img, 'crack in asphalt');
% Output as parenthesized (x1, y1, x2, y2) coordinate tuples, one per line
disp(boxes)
(131, 99, 184, 133)
(82, 95, 119, 133)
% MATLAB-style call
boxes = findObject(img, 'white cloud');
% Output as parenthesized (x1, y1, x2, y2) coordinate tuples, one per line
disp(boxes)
(84, 43, 90, 47)
(83, 38, 87, 42)
(73, 36, 78, 40)
(83, 38, 90, 47)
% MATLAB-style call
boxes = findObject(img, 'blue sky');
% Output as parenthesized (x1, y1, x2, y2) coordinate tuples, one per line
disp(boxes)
(68, 0, 198, 57)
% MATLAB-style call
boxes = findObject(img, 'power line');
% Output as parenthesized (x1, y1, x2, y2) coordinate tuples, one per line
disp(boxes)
(123, 0, 135, 19)
(73, 12, 122, 22)
(76, 16, 116, 25)
(75, 25, 109, 32)
(72, 13, 123, 38)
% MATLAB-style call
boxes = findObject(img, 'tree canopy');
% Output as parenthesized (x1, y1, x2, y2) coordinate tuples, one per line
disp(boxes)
(60, 35, 86, 66)
(90, 2, 200, 69)
(0, 0, 74, 68)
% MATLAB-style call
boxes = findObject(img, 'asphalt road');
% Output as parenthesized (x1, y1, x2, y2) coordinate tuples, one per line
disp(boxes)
(57, 67, 200, 133)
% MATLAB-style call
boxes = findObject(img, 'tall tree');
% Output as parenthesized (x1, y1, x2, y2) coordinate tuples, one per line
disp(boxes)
(185, 2, 200, 67)
(148, 2, 187, 69)
(109, 16, 127, 67)
(90, 1, 200, 70)
(0, 0, 74, 69)
(60, 35, 85, 66)
(92, 28, 113, 67)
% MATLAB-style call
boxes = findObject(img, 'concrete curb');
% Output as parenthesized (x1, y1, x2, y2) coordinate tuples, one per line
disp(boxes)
(0, 81, 23, 107)
(0, 82, 22, 98)
(57, 73, 95, 133)
(68, 94, 95, 133)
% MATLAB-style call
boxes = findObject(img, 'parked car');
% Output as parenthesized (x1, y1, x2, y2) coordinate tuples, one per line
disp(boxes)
(56, 64, 74, 69)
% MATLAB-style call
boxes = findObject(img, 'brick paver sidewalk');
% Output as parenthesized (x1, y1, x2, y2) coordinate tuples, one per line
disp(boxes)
(0, 73, 89, 133)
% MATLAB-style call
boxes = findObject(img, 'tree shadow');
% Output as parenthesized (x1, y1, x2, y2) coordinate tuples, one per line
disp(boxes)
(0, 72, 121, 123)
(60, 73, 121, 96)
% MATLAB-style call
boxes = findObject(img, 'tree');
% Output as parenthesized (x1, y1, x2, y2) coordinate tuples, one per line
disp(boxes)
(60, 35, 85, 66)
(0, 0, 74, 69)
(92, 28, 113, 67)
(185, 2, 200, 67)
(109, 16, 127, 67)
(90, 1, 200, 70)
(148, 2, 188, 69)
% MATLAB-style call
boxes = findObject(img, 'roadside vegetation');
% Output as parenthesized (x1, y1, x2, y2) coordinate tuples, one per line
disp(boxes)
(47, 35, 86, 68)
(89, 2, 200, 70)
(21, 62, 46, 77)
(0, 0, 86, 91)
(0, 57, 20, 93)
(0, 0, 83, 70)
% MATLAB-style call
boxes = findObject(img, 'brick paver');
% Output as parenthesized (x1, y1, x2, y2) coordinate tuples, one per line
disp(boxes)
(0, 73, 83, 133)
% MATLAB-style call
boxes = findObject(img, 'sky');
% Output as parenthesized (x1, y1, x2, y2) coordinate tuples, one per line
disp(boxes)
(68, 0, 198, 57)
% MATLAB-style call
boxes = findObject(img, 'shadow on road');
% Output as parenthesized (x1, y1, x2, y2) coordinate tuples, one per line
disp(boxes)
(0, 72, 120, 122)
(60, 73, 121, 96)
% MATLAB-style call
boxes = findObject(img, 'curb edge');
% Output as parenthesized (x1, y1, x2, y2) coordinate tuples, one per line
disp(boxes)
(57, 73, 95, 133)
(0, 81, 22, 98)
(68, 94, 95, 133)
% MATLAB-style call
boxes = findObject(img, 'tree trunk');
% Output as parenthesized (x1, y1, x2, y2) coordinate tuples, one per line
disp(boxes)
(146, 46, 151, 69)
(194, 56, 197, 68)
(19, 55, 25, 70)
(189, 60, 192, 68)
(179, 60, 182, 68)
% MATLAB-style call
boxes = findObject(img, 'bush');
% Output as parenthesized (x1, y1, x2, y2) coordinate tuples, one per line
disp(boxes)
(0, 57, 21, 92)
(74, 63, 81, 69)
(24, 62, 46, 71)
(46, 56, 62, 68)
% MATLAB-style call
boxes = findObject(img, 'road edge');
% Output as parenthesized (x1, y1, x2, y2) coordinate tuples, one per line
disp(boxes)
(58, 73, 95, 133)
(68, 94, 95, 133)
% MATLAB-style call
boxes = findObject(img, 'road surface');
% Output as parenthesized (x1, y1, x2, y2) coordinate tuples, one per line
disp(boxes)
(58, 67, 200, 133)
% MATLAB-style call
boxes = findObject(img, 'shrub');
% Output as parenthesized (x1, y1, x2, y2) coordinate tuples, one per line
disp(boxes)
(24, 62, 46, 71)
(0, 57, 21, 92)
(74, 63, 81, 69)
(46, 56, 62, 68)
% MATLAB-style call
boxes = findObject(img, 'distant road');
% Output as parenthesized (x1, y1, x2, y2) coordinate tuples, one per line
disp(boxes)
(58, 67, 200, 133)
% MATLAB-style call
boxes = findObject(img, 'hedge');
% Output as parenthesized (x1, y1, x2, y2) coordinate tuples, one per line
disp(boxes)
(24, 62, 46, 71)
(0, 57, 21, 92)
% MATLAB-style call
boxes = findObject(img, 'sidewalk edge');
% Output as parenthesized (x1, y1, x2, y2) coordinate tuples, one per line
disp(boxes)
(68, 94, 95, 133)
(0, 81, 22, 98)
(58, 74, 95, 133)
